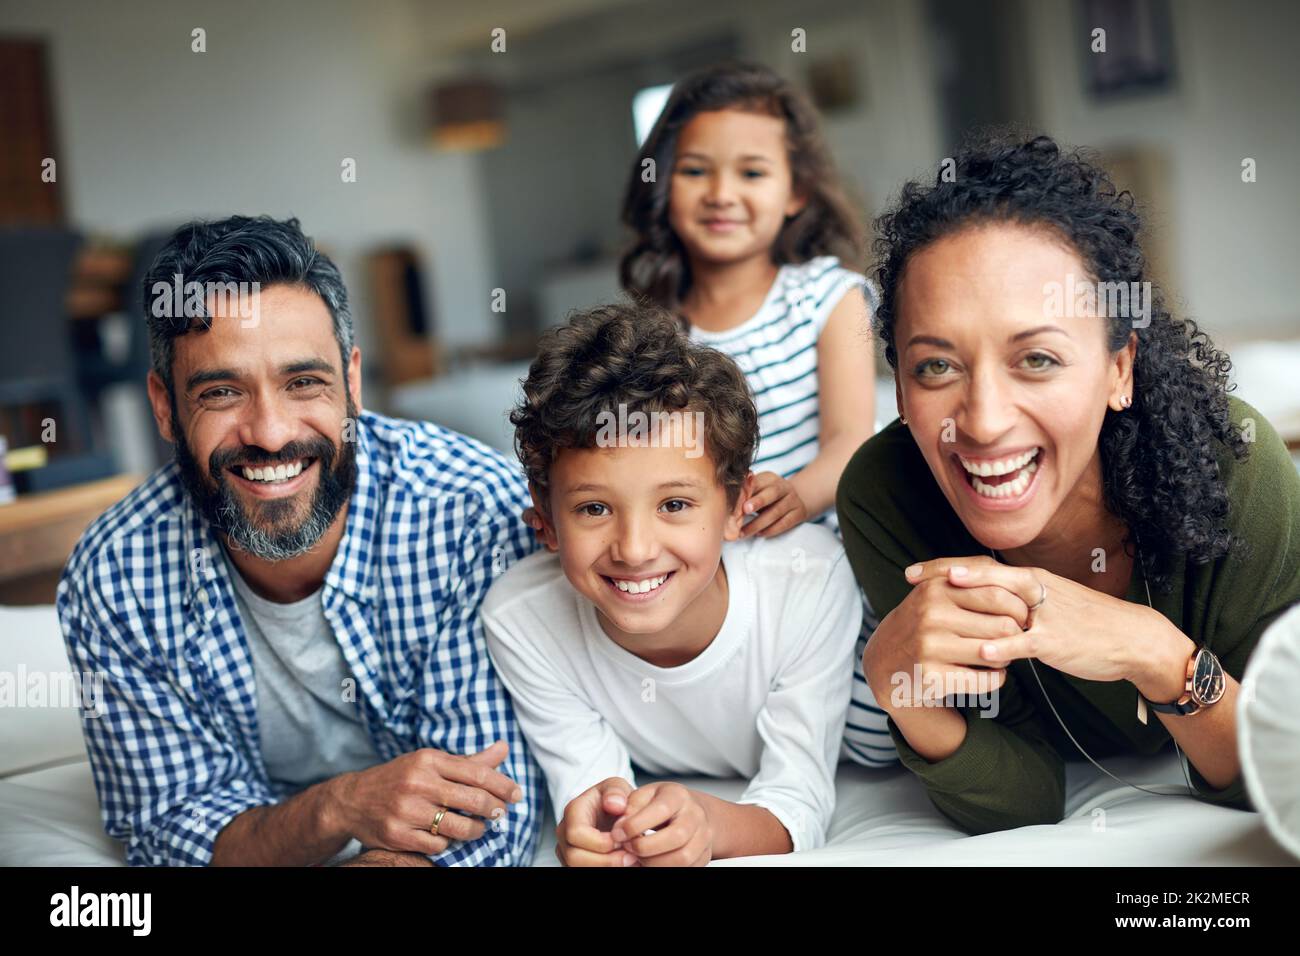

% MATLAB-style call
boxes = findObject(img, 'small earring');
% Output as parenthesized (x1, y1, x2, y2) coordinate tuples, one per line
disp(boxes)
(1120, 395, 1131, 409)
(899, 413, 908, 425)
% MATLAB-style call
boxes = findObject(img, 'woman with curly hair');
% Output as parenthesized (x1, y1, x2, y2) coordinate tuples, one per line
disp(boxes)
(836, 132, 1300, 834)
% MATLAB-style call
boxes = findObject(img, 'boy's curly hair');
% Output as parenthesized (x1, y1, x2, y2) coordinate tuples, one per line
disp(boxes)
(512, 302, 758, 507)
(872, 131, 1249, 591)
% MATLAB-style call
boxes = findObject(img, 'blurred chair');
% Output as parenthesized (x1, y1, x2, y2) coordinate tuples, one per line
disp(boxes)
(74, 233, 168, 394)
(367, 247, 443, 386)
(73, 233, 173, 470)
(0, 228, 115, 492)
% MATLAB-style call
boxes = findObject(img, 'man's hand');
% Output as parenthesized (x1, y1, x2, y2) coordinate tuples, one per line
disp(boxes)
(555, 777, 638, 867)
(612, 782, 713, 867)
(334, 849, 434, 867)
(329, 740, 523, 859)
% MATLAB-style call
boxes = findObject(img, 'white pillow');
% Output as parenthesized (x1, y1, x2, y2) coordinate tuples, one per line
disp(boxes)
(1239, 602, 1300, 860)
(0, 762, 124, 865)
(0, 605, 92, 777)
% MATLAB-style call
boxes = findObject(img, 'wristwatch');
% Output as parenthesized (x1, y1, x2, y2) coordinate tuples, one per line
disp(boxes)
(1138, 644, 1227, 721)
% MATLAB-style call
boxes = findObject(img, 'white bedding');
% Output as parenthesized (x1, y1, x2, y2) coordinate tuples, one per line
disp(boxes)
(2, 604, 1293, 867)
(2, 752, 1293, 867)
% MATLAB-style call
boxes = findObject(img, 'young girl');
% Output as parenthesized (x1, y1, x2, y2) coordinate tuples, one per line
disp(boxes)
(619, 61, 895, 769)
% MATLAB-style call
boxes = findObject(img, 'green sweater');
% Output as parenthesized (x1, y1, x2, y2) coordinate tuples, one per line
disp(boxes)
(836, 396, 1300, 834)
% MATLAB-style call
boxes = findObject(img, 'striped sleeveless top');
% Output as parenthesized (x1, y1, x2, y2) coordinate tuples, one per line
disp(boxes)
(688, 256, 878, 532)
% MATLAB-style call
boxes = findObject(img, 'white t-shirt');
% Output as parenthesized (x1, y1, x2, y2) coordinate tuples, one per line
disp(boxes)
(482, 522, 862, 853)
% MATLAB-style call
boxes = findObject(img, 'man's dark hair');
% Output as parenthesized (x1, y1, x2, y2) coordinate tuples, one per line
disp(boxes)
(511, 302, 758, 507)
(143, 215, 353, 395)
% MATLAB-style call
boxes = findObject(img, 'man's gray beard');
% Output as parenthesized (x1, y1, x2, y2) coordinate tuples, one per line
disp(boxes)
(216, 490, 338, 561)
(173, 400, 358, 563)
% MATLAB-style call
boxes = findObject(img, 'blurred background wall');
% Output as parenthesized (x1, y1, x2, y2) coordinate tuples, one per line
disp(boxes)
(1, 0, 1297, 488)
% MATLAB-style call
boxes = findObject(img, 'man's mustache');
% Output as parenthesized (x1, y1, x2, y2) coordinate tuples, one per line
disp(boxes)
(208, 438, 337, 476)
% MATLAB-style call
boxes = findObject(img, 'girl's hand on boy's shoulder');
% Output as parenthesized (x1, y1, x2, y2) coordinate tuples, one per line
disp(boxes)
(612, 782, 713, 867)
(740, 471, 807, 538)
(555, 777, 639, 867)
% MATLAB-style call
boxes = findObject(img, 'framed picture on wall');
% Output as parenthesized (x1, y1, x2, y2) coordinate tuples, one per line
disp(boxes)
(1080, 0, 1177, 98)
(807, 51, 862, 115)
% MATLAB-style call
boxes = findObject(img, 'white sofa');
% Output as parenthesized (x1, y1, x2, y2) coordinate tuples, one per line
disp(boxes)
(2, 603, 1293, 866)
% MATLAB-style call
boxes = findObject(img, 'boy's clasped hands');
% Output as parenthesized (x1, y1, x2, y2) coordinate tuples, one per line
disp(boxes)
(556, 777, 714, 867)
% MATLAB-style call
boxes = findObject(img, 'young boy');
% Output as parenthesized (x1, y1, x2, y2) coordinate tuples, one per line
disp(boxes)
(482, 304, 861, 866)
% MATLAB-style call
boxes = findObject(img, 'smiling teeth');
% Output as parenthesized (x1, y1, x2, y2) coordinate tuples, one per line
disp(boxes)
(613, 574, 668, 594)
(958, 448, 1039, 477)
(241, 460, 305, 483)
(971, 460, 1038, 498)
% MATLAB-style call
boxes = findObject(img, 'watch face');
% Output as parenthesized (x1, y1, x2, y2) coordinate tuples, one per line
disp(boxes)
(1193, 650, 1226, 705)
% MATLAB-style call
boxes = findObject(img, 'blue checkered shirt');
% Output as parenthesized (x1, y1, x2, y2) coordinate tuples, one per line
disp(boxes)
(56, 411, 543, 866)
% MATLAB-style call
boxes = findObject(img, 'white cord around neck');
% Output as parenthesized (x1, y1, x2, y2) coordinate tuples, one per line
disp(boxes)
(988, 539, 1197, 799)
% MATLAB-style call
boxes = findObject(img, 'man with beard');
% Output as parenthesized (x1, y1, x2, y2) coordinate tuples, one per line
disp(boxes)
(57, 216, 542, 867)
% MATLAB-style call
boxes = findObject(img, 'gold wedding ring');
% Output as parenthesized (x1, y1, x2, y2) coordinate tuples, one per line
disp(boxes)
(430, 807, 447, 836)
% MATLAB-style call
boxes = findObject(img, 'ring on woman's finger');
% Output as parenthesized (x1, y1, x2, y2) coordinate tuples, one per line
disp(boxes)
(1023, 580, 1047, 630)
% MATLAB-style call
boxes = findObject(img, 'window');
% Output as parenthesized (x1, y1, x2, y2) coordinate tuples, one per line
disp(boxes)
(632, 83, 673, 147)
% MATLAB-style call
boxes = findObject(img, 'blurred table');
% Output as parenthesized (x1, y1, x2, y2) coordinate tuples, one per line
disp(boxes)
(0, 473, 139, 604)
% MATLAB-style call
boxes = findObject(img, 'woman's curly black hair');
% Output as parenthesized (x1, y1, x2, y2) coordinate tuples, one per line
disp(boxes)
(872, 132, 1248, 591)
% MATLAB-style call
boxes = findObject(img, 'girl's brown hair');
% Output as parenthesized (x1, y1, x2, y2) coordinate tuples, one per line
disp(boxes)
(620, 61, 864, 310)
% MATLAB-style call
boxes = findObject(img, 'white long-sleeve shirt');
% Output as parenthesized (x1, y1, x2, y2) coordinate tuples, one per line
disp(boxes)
(481, 522, 862, 853)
